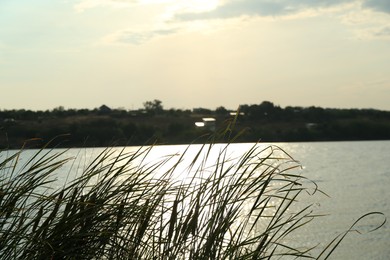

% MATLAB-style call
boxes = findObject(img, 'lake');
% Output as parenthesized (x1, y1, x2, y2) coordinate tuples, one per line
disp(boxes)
(2, 140, 389, 259)
(277, 141, 390, 259)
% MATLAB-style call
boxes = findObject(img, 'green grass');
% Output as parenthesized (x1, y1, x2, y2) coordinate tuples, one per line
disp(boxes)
(0, 136, 385, 259)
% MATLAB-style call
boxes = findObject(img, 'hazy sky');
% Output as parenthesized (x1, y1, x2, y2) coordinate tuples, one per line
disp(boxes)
(1, 0, 390, 111)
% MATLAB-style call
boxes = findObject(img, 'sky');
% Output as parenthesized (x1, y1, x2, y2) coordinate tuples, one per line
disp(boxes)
(1, 0, 390, 111)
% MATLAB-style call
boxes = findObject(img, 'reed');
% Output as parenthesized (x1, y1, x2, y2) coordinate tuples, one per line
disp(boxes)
(0, 137, 385, 259)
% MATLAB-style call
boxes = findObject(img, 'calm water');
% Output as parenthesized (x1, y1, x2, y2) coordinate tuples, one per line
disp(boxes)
(3, 141, 389, 259)
(280, 141, 390, 259)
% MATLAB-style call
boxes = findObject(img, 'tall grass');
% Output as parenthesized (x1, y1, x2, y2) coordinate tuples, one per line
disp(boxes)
(0, 138, 385, 259)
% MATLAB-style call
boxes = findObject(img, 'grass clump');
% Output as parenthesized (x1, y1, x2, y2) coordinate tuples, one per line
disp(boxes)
(0, 138, 385, 259)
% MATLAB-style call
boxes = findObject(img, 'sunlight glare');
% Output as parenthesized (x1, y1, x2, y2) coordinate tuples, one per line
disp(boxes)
(149, 0, 220, 13)
(181, 0, 220, 13)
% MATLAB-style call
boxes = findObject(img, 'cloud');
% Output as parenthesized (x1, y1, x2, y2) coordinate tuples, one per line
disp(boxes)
(354, 25, 390, 40)
(103, 28, 178, 45)
(363, 0, 390, 14)
(77, 0, 390, 44)
(178, 2, 288, 20)
(176, 0, 356, 21)
(374, 26, 390, 36)
(74, 0, 137, 12)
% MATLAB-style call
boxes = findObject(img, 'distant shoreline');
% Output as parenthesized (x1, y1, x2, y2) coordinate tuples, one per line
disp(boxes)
(2, 102, 390, 149)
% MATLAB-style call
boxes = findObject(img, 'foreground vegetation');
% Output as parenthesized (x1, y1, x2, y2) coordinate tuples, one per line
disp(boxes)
(0, 132, 385, 259)
(1, 100, 390, 148)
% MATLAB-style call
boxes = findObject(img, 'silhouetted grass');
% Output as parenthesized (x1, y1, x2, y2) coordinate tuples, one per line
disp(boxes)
(0, 138, 385, 259)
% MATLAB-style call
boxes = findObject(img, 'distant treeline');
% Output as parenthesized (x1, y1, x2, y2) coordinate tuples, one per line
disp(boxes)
(1, 100, 390, 149)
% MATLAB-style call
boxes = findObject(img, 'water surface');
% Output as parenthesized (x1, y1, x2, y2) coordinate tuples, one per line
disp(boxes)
(3, 141, 389, 259)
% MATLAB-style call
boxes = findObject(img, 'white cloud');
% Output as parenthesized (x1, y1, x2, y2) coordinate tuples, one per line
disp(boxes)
(374, 26, 390, 36)
(340, 3, 390, 40)
(102, 28, 178, 45)
(79, 0, 390, 45)
(74, 0, 137, 12)
(356, 25, 390, 40)
(74, 0, 220, 13)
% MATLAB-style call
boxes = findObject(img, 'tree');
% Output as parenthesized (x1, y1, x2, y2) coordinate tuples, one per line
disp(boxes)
(215, 106, 228, 116)
(143, 99, 163, 115)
